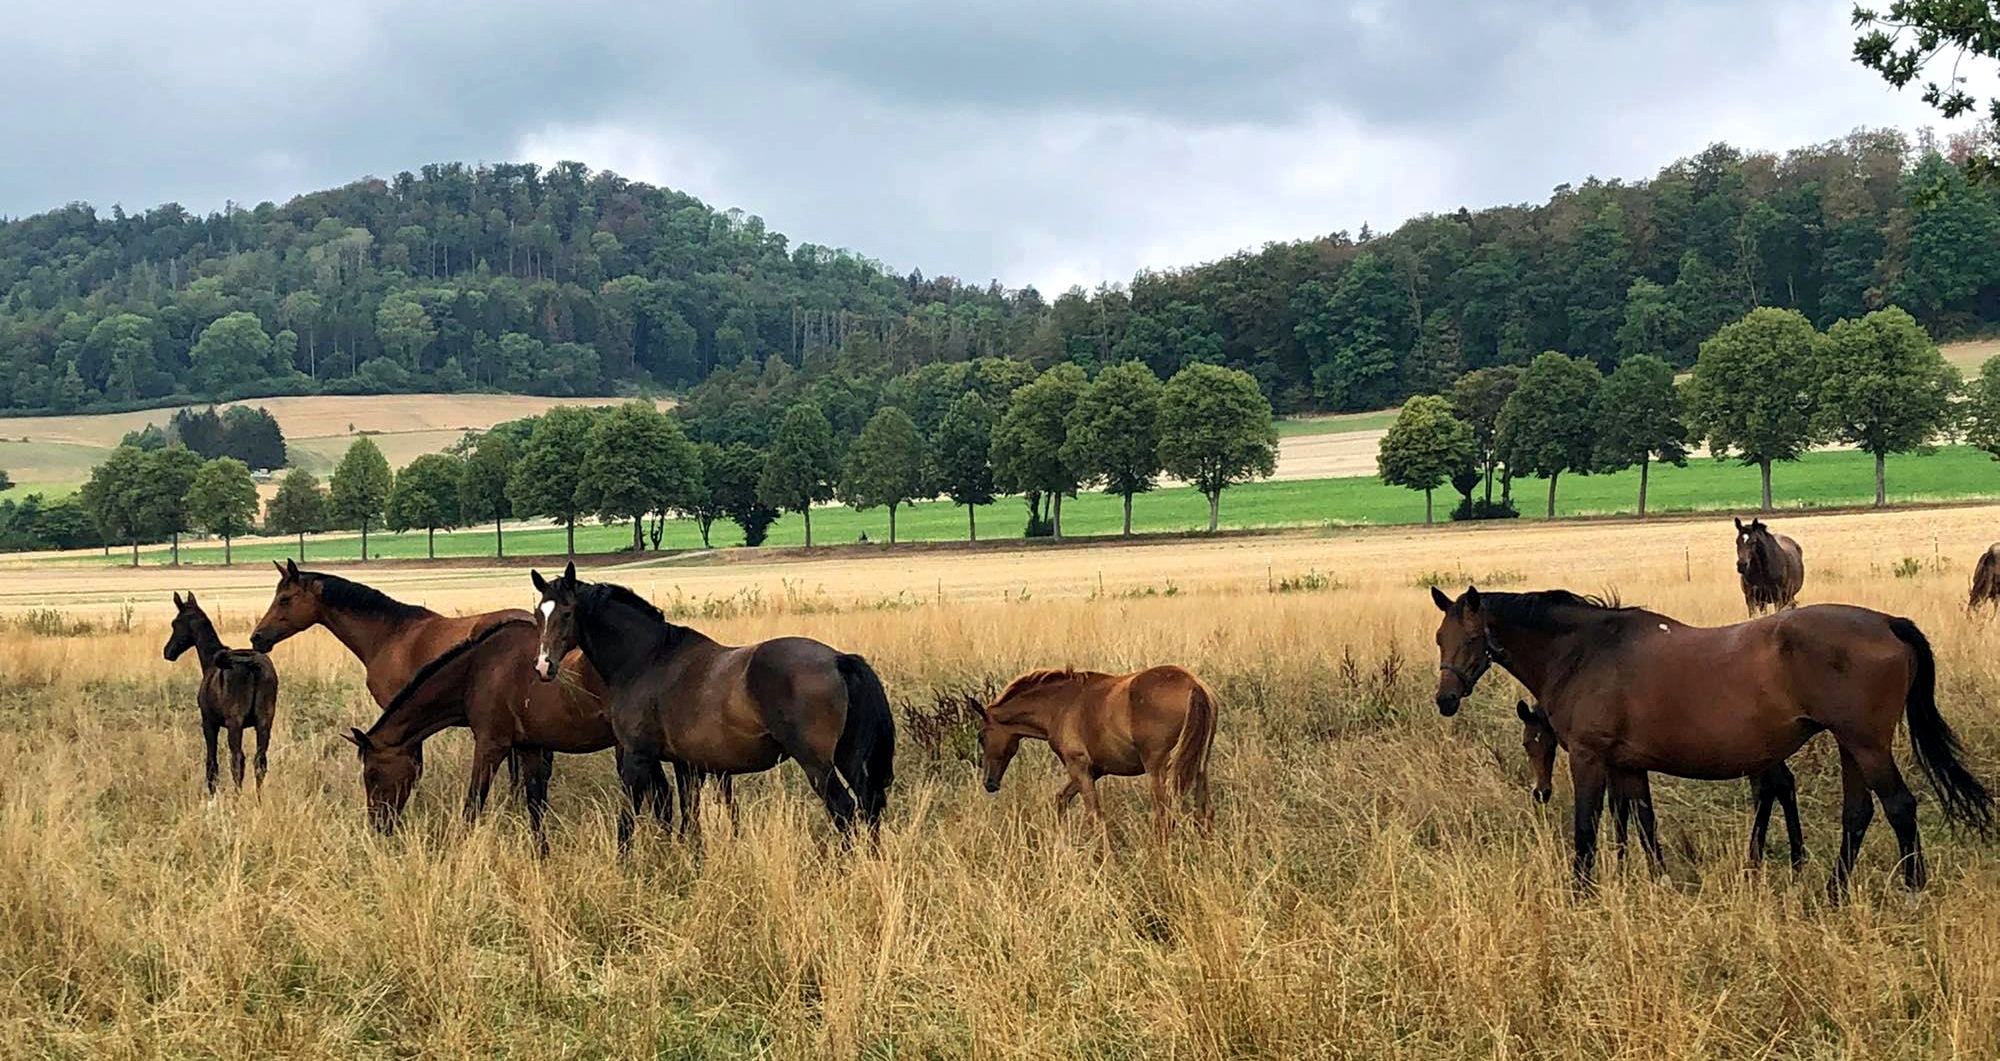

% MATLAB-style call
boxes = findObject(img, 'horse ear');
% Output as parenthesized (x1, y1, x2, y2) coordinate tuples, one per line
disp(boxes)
(1734, 517, 1745, 532)
(186, 591, 198, 608)
(1430, 586, 1452, 613)
(171, 591, 183, 607)
(530, 570, 549, 595)
(343, 728, 370, 750)
(285, 558, 300, 579)
(563, 561, 577, 582)
(1463, 586, 1482, 612)
(1516, 700, 1534, 723)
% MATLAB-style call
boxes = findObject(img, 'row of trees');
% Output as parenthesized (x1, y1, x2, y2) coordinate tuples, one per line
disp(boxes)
(79, 446, 261, 564)
(6, 130, 1999, 417)
(119, 404, 288, 470)
(1376, 304, 1963, 520)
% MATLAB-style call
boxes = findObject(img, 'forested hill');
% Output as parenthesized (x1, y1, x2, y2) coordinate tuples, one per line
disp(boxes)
(2, 129, 1997, 417)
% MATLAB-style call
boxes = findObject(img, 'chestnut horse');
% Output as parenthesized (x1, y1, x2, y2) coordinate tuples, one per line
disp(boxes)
(977, 666, 1216, 851)
(1969, 543, 2000, 610)
(165, 592, 278, 794)
(249, 560, 612, 838)
(1433, 586, 1990, 893)
(1515, 699, 1806, 871)
(1734, 517, 1804, 614)
(531, 564, 895, 847)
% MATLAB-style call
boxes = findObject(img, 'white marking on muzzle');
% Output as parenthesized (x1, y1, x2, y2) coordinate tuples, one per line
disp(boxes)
(535, 649, 550, 678)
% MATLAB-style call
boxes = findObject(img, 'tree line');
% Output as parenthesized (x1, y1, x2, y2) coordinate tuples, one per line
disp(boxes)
(4, 129, 1998, 417)
(119, 405, 288, 470)
(1375, 303, 1973, 521)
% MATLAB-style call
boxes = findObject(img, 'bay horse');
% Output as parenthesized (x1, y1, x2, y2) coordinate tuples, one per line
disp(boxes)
(249, 559, 612, 839)
(976, 666, 1216, 852)
(1515, 699, 1806, 871)
(1734, 517, 1804, 614)
(164, 592, 278, 794)
(530, 563, 895, 847)
(1432, 586, 1991, 893)
(1969, 543, 2000, 610)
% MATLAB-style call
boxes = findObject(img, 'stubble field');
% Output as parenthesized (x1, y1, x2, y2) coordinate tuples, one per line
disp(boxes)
(5, 506, 2000, 1057)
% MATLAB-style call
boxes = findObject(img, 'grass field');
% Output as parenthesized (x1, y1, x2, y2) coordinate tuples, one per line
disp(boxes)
(60, 442, 2000, 567)
(1273, 409, 1399, 437)
(5, 505, 2000, 1056)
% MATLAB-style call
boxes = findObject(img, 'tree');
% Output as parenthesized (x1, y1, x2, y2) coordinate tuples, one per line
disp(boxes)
(387, 453, 464, 558)
(1450, 366, 1523, 506)
(1964, 356, 2000, 463)
(1853, 3, 2000, 180)
(189, 312, 272, 395)
(578, 401, 701, 551)
(219, 406, 287, 470)
(144, 446, 204, 565)
(185, 457, 259, 564)
(840, 407, 927, 543)
(79, 445, 153, 565)
(0, 469, 10, 493)
(709, 443, 778, 547)
(1815, 306, 1959, 506)
(508, 406, 598, 558)
(1590, 355, 1688, 516)
(1496, 352, 1602, 517)
(990, 363, 1087, 537)
(1157, 363, 1278, 532)
(1376, 396, 1476, 524)
(459, 432, 517, 558)
(1294, 254, 1406, 410)
(267, 469, 327, 561)
(1063, 360, 1164, 535)
(931, 393, 998, 541)
(758, 402, 839, 547)
(1683, 307, 1823, 511)
(330, 436, 393, 561)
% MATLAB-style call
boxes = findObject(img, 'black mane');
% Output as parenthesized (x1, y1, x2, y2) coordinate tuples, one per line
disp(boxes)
(1482, 589, 1643, 634)
(579, 580, 669, 627)
(372, 618, 531, 732)
(308, 572, 434, 622)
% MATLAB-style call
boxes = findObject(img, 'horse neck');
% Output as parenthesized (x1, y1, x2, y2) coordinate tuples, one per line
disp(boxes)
(1488, 624, 1572, 703)
(368, 693, 463, 751)
(186, 615, 227, 671)
(576, 597, 680, 684)
(317, 602, 430, 668)
(991, 682, 1081, 738)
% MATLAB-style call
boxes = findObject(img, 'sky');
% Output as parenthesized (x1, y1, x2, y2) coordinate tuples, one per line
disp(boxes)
(1, 0, 1979, 292)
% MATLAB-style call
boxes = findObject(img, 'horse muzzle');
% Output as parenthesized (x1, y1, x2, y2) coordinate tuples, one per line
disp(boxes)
(249, 630, 276, 653)
(1532, 787, 1552, 804)
(1435, 691, 1461, 717)
(983, 777, 1000, 794)
(533, 654, 555, 681)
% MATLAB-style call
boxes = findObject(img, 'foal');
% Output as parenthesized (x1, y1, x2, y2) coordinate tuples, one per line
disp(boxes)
(977, 666, 1216, 851)
(164, 592, 279, 794)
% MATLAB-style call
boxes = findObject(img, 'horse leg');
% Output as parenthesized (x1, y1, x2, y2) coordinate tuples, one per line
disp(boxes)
(252, 718, 271, 791)
(1624, 772, 1665, 874)
(1747, 772, 1776, 866)
(615, 749, 650, 853)
(792, 752, 857, 834)
(1149, 770, 1174, 843)
(1852, 744, 1926, 890)
(202, 715, 221, 797)
(717, 774, 739, 829)
(1771, 763, 1807, 871)
(1052, 778, 1081, 818)
(1609, 792, 1630, 858)
(462, 740, 511, 824)
(1194, 769, 1213, 836)
(674, 762, 700, 842)
(1063, 755, 1113, 858)
(1830, 748, 1875, 900)
(522, 749, 553, 858)
(1568, 752, 1609, 890)
(226, 725, 247, 791)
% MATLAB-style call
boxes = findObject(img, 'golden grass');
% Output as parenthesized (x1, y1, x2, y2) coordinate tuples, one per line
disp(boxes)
(5, 508, 2000, 1056)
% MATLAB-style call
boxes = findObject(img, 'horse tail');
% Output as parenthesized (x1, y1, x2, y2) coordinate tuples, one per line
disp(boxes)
(1889, 617, 1995, 836)
(381, 618, 531, 720)
(1171, 672, 1217, 798)
(210, 650, 262, 717)
(836, 653, 896, 823)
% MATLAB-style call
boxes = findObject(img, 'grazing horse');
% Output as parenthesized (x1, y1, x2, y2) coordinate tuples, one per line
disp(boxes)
(977, 666, 1216, 852)
(249, 559, 612, 838)
(1969, 543, 2000, 610)
(531, 563, 895, 847)
(164, 592, 278, 794)
(1734, 517, 1804, 614)
(1515, 699, 1806, 871)
(1433, 586, 1991, 893)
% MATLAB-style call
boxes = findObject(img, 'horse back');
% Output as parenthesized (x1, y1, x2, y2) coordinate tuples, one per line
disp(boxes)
(203, 649, 277, 728)
(1973, 544, 2000, 605)
(1776, 534, 1805, 597)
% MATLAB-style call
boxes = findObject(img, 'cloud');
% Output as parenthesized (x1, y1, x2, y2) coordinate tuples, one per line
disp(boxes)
(1, 0, 1978, 290)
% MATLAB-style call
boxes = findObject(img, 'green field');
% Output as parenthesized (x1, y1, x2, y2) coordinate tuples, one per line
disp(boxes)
(69, 444, 2000, 566)
(1273, 410, 1397, 437)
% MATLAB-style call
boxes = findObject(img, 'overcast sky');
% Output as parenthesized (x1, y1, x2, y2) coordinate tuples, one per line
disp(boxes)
(2, 1, 1975, 291)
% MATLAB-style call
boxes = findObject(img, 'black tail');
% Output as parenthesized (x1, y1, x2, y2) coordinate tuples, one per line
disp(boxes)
(1890, 617, 1994, 835)
(835, 653, 895, 827)
(210, 649, 263, 709)
(380, 618, 532, 720)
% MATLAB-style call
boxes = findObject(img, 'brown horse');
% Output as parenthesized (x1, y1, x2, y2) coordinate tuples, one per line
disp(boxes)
(531, 564, 895, 847)
(1734, 517, 1804, 614)
(165, 592, 279, 794)
(249, 559, 612, 837)
(1969, 543, 2000, 610)
(976, 666, 1216, 851)
(1433, 586, 1991, 893)
(1516, 699, 1806, 871)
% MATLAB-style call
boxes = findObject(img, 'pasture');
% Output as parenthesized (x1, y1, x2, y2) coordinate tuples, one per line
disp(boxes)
(5, 506, 2000, 1057)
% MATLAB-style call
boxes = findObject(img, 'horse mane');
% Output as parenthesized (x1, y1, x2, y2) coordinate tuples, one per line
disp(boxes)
(1482, 589, 1642, 635)
(371, 618, 531, 733)
(307, 572, 434, 622)
(992, 667, 1107, 707)
(578, 581, 668, 626)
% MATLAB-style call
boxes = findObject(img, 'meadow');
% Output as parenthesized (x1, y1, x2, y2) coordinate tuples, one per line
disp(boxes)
(4, 506, 2000, 1057)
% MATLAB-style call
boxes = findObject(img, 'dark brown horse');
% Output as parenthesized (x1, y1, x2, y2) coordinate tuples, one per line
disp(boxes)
(165, 592, 279, 794)
(1433, 586, 1991, 893)
(977, 666, 1216, 852)
(1516, 699, 1806, 871)
(1969, 543, 2000, 610)
(1734, 517, 1804, 614)
(531, 563, 894, 847)
(249, 559, 611, 836)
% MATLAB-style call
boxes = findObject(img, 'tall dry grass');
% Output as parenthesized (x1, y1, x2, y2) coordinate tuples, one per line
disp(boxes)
(4, 521, 2000, 1057)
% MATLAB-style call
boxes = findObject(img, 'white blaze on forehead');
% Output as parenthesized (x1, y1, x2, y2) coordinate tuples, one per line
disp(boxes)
(538, 600, 554, 619)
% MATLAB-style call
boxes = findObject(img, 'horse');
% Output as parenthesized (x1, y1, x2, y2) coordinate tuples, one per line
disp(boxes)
(249, 559, 613, 839)
(164, 592, 279, 795)
(1515, 699, 1806, 871)
(1969, 543, 2000, 610)
(976, 666, 1216, 852)
(1432, 586, 1991, 893)
(530, 563, 895, 847)
(1734, 517, 1804, 614)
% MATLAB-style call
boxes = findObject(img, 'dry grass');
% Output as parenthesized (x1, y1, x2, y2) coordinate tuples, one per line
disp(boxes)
(5, 507, 2000, 1056)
